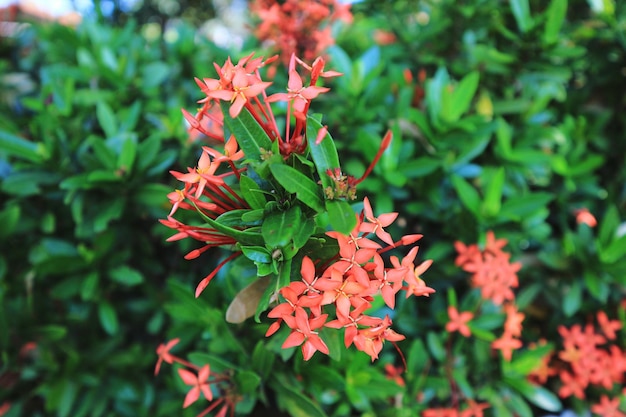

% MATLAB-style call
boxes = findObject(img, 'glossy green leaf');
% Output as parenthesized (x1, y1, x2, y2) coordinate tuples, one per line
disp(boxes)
(97, 102, 118, 138)
(562, 281, 581, 317)
(482, 167, 505, 217)
(600, 234, 626, 264)
(426, 332, 446, 362)
(0, 130, 45, 162)
(447, 71, 480, 122)
(191, 201, 265, 246)
(235, 370, 261, 394)
(499, 192, 554, 220)
(262, 206, 301, 248)
(325, 200, 357, 235)
(241, 246, 272, 264)
(80, 271, 99, 301)
(275, 375, 328, 417)
(544, 0, 567, 44)
(509, 0, 533, 33)
(584, 270, 609, 302)
(108, 265, 144, 286)
(306, 116, 341, 190)
(451, 174, 481, 216)
(0, 205, 20, 240)
(292, 217, 316, 250)
(221, 102, 272, 162)
(269, 164, 325, 212)
(407, 339, 428, 374)
(239, 175, 266, 210)
(36, 325, 68, 341)
(505, 378, 562, 412)
(504, 342, 553, 376)
(98, 301, 119, 335)
(251, 341, 275, 379)
(400, 157, 440, 178)
(117, 136, 136, 173)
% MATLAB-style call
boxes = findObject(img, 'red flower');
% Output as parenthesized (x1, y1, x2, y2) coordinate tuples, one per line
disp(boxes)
(282, 307, 329, 360)
(178, 365, 213, 408)
(154, 338, 180, 375)
(266, 69, 329, 113)
(591, 395, 626, 417)
(491, 333, 522, 361)
(445, 306, 473, 338)
(597, 311, 622, 340)
(360, 196, 398, 247)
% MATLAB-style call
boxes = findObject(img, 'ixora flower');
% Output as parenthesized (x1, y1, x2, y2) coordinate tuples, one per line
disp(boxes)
(159, 52, 434, 362)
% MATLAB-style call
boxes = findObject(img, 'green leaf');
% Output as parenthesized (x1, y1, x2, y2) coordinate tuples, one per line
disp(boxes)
(292, 217, 315, 250)
(97, 102, 118, 138)
(274, 375, 328, 417)
(0, 205, 20, 240)
(0, 130, 46, 162)
(562, 281, 581, 317)
(600, 234, 626, 264)
(544, 0, 567, 44)
(306, 116, 341, 190)
(400, 157, 440, 178)
(451, 175, 481, 216)
(325, 200, 357, 235)
(426, 332, 446, 362)
(509, 0, 534, 33)
(504, 343, 553, 377)
(191, 201, 265, 246)
(584, 270, 609, 302)
(221, 102, 272, 162)
(598, 205, 619, 247)
(240, 175, 266, 210)
(505, 378, 562, 412)
(98, 301, 119, 335)
(447, 71, 480, 122)
(141, 61, 170, 88)
(251, 341, 275, 379)
(80, 271, 100, 301)
(36, 325, 68, 341)
(482, 167, 505, 217)
(241, 246, 272, 264)
(262, 206, 301, 248)
(235, 370, 261, 394)
(117, 136, 137, 173)
(500, 193, 554, 220)
(269, 164, 325, 212)
(108, 265, 144, 286)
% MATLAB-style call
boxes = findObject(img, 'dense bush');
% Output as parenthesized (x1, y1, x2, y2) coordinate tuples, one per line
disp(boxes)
(1, 0, 625, 416)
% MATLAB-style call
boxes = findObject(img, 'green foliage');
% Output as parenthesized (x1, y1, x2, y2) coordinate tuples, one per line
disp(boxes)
(2, 0, 626, 416)
(0, 17, 227, 416)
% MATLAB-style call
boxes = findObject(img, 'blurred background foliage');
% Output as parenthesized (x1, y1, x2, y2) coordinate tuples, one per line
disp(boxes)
(0, 0, 625, 415)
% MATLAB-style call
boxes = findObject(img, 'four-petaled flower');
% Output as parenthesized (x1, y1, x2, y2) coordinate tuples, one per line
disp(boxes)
(445, 306, 473, 338)
(282, 307, 329, 360)
(154, 338, 180, 375)
(178, 364, 213, 408)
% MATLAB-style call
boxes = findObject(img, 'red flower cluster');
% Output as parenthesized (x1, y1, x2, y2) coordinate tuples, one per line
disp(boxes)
(454, 231, 524, 361)
(553, 311, 625, 401)
(454, 231, 521, 306)
(266, 197, 434, 361)
(162, 53, 343, 297)
(251, 0, 352, 65)
(421, 400, 490, 417)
